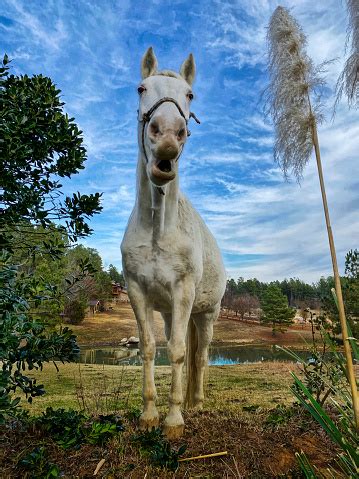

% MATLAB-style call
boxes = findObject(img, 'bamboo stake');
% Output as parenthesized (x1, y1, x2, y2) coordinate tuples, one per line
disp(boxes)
(311, 121, 359, 430)
(178, 451, 228, 462)
(93, 458, 106, 475)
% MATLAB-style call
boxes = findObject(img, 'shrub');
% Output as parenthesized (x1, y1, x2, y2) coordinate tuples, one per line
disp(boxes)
(64, 299, 87, 324)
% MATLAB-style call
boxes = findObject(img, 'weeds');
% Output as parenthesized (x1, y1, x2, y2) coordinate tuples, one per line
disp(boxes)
(37, 407, 87, 449)
(242, 404, 260, 412)
(132, 428, 187, 471)
(264, 404, 295, 428)
(280, 315, 359, 476)
(18, 446, 60, 478)
(85, 414, 124, 445)
(277, 312, 344, 407)
(74, 363, 137, 415)
(124, 405, 142, 422)
(36, 407, 123, 449)
(292, 372, 359, 477)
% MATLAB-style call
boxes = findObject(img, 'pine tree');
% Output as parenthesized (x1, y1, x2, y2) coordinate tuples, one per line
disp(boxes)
(261, 284, 295, 335)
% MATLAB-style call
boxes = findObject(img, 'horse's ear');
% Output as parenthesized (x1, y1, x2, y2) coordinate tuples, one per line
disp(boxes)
(141, 47, 158, 79)
(179, 53, 196, 86)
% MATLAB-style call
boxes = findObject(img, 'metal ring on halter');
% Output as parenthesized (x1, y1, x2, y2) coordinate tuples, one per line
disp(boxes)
(139, 97, 200, 164)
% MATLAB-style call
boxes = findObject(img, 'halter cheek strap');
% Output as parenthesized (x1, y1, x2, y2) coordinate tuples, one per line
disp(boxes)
(138, 97, 200, 164)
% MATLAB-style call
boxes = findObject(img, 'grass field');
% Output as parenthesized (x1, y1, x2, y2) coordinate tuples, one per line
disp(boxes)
(20, 361, 298, 415)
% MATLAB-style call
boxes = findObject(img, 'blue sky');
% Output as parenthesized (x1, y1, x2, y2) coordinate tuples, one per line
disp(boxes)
(1, 0, 358, 282)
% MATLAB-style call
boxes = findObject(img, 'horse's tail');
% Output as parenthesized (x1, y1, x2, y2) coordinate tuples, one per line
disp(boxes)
(185, 316, 198, 408)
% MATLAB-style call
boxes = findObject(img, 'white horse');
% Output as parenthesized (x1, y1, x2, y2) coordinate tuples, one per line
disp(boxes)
(121, 47, 226, 439)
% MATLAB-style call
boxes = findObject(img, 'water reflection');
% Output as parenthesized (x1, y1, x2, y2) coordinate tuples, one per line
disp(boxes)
(79, 345, 313, 367)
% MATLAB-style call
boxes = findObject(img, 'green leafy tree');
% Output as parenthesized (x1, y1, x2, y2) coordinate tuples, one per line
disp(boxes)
(0, 55, 101, 246)
(0, 55, 102, 422)
(63, 299, 87, 325)
(261, 284, 295, 335)
(317, 252, 359, 339)
(64, 245, 112, 313)
(108, 264, 125, 286)
(6, 224, 70, 321)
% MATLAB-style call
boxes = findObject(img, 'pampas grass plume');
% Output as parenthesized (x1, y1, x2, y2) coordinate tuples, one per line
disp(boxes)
(336, 0, 359, 107)
(265, 6, 325, 181)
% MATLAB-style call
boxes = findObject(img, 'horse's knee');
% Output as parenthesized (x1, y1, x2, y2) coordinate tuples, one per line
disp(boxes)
(195, 350, 208, 369)
(168, 340, 185, 364)
(141, 340, 156, 361)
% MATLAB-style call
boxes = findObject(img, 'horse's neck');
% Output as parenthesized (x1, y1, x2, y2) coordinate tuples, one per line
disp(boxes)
(135, 154, 179, 241)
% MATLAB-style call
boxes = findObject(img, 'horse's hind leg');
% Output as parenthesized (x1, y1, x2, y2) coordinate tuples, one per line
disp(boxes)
(192, 304, 220, 409)
(127, 280, 159, 430)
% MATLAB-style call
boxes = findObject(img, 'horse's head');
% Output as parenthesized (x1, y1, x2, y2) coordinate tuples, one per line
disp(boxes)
(138, 47, 196, 187)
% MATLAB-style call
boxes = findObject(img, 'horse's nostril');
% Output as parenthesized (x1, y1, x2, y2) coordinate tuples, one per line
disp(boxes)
(178, 128, 186, 139)
(150, 121, 160, 135)
(157, 160, 172, 173)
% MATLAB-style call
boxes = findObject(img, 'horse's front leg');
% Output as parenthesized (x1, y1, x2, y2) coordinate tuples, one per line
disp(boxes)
(164, 282, 195, 439)
(127, 280, 159, 430)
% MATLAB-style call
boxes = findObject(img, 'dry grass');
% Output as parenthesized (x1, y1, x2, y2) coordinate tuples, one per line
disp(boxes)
(1, 408, 337, 478)
(70, 302, 317, 349)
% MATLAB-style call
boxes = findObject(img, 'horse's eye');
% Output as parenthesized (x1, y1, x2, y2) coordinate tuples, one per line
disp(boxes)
(138, 86, 146, 95)
(187, 92, 194, 101)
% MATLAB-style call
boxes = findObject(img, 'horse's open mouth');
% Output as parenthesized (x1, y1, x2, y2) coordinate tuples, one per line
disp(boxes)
(157, 159, 172, 173)
(151, 159, 176, 181)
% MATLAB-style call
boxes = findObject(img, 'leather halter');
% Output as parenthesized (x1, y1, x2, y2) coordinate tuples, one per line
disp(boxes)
(138, 97, 200, 164)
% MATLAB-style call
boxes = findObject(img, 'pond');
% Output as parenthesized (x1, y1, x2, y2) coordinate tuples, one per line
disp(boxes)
(79, 344, 313, 366)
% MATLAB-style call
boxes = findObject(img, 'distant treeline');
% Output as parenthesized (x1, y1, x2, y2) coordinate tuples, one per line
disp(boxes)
(222, 249, 359, 338)
(223, 276, 331, 309)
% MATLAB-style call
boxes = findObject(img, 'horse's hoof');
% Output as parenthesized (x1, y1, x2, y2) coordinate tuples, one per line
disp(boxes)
(139, 414, 159, 431)
(163, 423, 184, 440)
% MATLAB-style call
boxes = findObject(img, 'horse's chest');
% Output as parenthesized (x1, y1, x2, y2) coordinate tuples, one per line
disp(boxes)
(122, 239, 199, 287)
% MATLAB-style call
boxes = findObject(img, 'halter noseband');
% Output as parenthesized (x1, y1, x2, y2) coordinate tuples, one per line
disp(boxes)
(138, 97, 200, 165)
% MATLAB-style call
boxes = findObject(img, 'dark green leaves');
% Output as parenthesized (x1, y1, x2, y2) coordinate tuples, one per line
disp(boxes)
(132, 428, 187, 471)
(36, 408, 124, 449)
(18, 446, 60, 478)
(0, 56, 104, 421)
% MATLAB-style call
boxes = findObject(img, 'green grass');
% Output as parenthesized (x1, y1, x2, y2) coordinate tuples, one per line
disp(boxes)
(20, 361, 298, 416)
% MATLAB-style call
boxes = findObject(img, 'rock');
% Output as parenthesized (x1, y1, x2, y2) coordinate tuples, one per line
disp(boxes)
(128, 336, 139, 344)
(120, 337, 128, 344)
